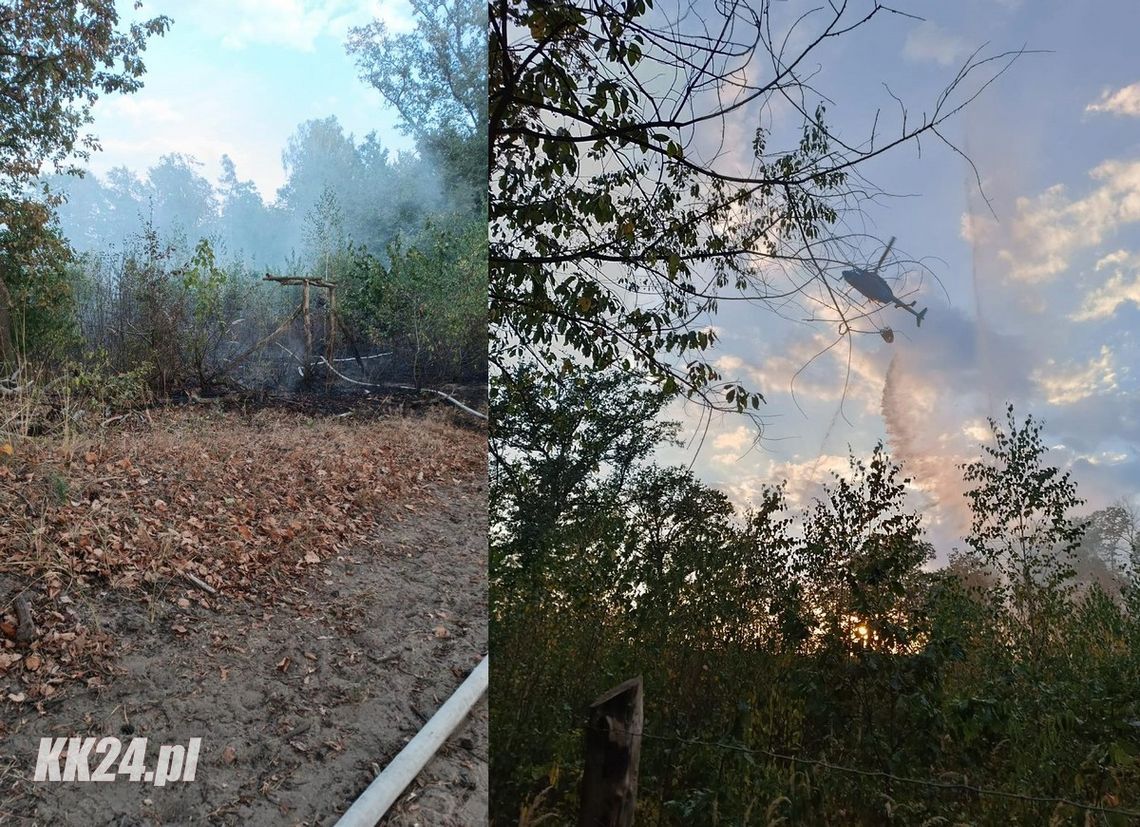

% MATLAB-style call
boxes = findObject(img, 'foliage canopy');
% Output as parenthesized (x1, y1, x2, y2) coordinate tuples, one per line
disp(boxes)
(0, 0, 169, 199)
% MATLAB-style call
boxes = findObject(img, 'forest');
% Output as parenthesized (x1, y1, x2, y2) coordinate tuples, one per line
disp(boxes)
(3, 0, 485, 406)
(490, 370, 1140, 824)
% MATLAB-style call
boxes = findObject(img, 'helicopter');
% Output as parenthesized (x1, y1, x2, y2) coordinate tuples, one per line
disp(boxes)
(841, 236, 927, 327)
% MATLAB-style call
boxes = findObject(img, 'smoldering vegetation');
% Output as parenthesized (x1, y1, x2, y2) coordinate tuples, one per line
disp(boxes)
(13, 115, 484, 409)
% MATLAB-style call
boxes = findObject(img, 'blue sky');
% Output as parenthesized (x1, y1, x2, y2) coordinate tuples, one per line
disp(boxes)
(650, 0, 1140, 557)
(84, 0, 418, 201)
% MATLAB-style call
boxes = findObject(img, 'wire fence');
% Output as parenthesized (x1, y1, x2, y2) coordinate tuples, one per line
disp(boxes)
(609, 726, 1140, 819)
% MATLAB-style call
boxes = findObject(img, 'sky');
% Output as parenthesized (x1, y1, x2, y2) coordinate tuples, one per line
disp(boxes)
(83, 0, 418, 202)
(649, 0, 1140, 559)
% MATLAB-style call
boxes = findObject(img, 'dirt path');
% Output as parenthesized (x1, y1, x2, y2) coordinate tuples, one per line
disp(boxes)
(0, 478, 487, 825)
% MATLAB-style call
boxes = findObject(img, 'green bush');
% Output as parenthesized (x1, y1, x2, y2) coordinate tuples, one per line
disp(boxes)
(0, 198, 81, 367)
(343, 212, 486, 386)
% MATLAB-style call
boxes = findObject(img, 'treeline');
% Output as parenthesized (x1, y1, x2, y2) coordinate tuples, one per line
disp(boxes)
(1, 0, 485, 409)
(490, 366, 1140, 824)
(44, 115, 479, 268)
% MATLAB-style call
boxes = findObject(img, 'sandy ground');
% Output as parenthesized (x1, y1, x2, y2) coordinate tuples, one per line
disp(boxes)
(0, 438, 487, 825)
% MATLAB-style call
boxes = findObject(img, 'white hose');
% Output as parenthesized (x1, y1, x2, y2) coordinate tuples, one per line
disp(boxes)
(334, 655, 489, 826)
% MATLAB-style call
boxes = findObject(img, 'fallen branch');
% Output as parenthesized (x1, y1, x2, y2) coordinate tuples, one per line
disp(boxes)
(327, 352, 390, 363)
(391, 384, 488, 422)
(14, 595, 35, 644)
(312, 358, 488, 422)
(314, 356, 381, 389)
(223, 305, 304, 374)
(181, 572, 218, 596)
(279, 346, 391, 375)
(0, 367, 31, 396)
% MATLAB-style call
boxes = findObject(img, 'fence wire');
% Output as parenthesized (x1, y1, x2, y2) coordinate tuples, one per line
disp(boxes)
(605, 727, 1140, 819)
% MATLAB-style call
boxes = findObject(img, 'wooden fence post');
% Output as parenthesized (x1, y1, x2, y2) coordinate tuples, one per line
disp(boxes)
(302, 279, 312, 377)
(0, 277, 14, 368)
(325, 284, 336, 390)
(578, 676, 643, 827)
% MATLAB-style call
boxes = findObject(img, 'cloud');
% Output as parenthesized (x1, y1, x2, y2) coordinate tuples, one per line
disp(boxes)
(87, 61, 292, 198)
(709, 309, 1040, 550)
(1049, 416, 1140, 513)
(710, 425, 755, 466)
(714, 354, 745, 375)
(961, 418, 993, 446)
(1072, 250, 1140, 321)
(1081, 448, 1131, 467)
(1095, 249, 1132, 270)
(101, 96, 182, 125)
(999, 158, 1140, 283)
(1087, 82, 1140, 117)
(1044, 383, 1140, 456)
(717, 453, 855, 514)
(85, 13, 415, 202)
(960, 211, 997, 245)
(687, 298, 1137, 564)
(177, 0, 414, 52)
(1032, 346, 1118, 405)
(903, 22, 968, 67)
(716, 332, 889, 418)
(708, 309, 1038, 551)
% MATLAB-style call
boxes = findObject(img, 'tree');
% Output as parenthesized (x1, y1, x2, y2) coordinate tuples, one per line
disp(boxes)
(489, 0, 1024, 411)
(144, 154, 217, 241)
(800, 442, 932, 654)
(216, 154, 281, 265)
(621, 464, 740, 637)
(347, 0, 486, 209)
(179, 238, 237, 392)
(0, 1, 170, 198)
(277, 117, 364, 240)
(490, 361, 678, 595)
(303, 185, 347, 270)
(102, 165, 149, 240)
(347, 0, 483, 142)
(1, 1, 168, 363)
(360, 213, 487, 386)
(0, 198, 77, 363)
(1079, 502, 1139, 579)
(961, 405, 1087, 648)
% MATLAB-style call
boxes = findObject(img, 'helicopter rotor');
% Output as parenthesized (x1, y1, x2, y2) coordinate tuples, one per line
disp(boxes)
(873, 236, 896, 274)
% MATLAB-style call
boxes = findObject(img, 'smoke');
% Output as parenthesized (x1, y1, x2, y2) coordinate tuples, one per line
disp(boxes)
(45, 115, 459, 272)
(879, 307, 1037, 554)
(881, 353, 972, 545)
